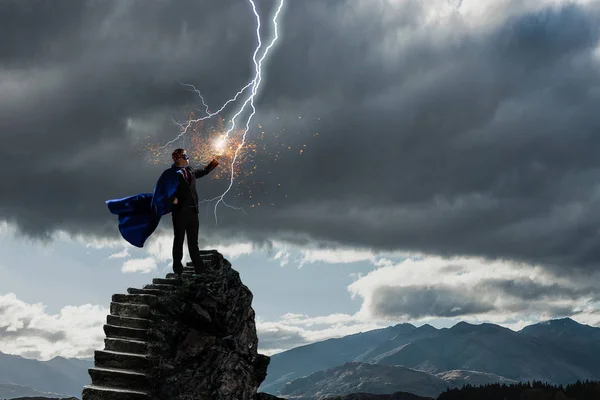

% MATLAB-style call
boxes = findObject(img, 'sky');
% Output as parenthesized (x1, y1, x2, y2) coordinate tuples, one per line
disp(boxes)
(2, 0, 600, 361)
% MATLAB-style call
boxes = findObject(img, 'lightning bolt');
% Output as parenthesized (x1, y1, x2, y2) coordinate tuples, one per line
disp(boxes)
(213, 0, 285, 226)
(159, 81, 252, 150)
(159, 0, 285, 226)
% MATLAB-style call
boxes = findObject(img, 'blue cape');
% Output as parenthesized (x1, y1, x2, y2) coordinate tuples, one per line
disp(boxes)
(106, 166, 182, 248)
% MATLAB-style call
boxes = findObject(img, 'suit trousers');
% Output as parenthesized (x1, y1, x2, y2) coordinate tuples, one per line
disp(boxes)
(171, 206, 203, 273)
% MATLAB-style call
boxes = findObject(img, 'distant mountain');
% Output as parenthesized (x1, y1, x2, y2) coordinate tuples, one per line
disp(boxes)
(261, 318, 600, 396)
(3, 318, 599, 399)
(363, 325, 439, 364)
(261, 323, 427, 393)
(39, 357, 92, 395)
(519, 317, 600, 344)
(323, 393, 433, 400)
(0, 351, 92, 398)
(374, 321, 597, 383)
(279, 362, 449, 399)
(278, 362, 519, 399)
(0, 382, 73, 399)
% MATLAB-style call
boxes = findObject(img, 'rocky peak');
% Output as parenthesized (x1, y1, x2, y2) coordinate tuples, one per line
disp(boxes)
(82, 250, 271, 400)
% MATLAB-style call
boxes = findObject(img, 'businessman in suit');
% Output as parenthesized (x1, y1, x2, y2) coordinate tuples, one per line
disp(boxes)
(168, 148, 219, 276)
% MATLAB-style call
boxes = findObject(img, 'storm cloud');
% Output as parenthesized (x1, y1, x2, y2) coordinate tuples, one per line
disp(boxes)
(2, 0, 600, 274)
(0, 326, 67, 343)
(372, 285, 496, 318)
(350, 256, 600, 321)
(368, 279, 594, 320)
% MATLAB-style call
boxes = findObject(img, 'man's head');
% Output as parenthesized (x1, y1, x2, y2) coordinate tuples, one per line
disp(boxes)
(172, 148, 189, 167)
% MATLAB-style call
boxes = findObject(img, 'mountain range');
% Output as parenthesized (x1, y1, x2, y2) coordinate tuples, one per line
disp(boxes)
(0, 352, 92, 398)
(0, 318, 598, 399)
(278, 362, 517, 399)
(260, 318, 600, 398)
(0, 382, 75, 399)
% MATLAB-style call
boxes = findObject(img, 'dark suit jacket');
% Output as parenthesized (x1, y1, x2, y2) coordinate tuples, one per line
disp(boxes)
(171, 165, 210, 214)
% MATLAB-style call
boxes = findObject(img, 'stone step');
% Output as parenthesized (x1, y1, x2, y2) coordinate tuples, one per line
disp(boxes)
(88, 367, 150, 391)
(166, 272, 193, 279)
(184, 263, 208, 268)
(127, 287, 165, 296)
(152, 278, 182, 286)
(185, 262, 213, 270)
(107, 315, 150, 330)
(110, 302, 150, 319)
(105, 338, 148, 355)
(104, 324, 147, 341)
(95, 349, 149, 371)
(189, 250, 221, 259)
(112, 293, 158, 306)
(184, 264, 210, 273)
(183, 257, 216, 268)
(82, 384, 150, 400)
(187, 256, 223, 268)
(143, 284, 177, 291)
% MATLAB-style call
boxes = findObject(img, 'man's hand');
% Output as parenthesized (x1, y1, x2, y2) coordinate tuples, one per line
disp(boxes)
(173, 197, 178, 204)
(206, 158, 219, 172)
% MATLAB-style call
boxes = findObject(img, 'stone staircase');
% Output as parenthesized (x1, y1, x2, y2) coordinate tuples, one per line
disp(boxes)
(82, 263, 200, 400)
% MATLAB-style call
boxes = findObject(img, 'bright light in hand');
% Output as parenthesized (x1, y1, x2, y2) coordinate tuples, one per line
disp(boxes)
(213, 135, 227, 155)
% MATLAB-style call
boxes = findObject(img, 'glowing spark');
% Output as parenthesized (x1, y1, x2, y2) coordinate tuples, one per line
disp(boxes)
(213, 0, 285, 226)
(212, 134, 227, 156)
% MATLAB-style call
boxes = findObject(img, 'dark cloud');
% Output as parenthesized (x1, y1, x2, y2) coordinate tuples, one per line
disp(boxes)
(481, 278, 597, 301)
(0, 301, 67, 343)
(256, 326, 308, 350)
(0, 326, 67, 343)
(2, 0, 600, 274)
(369, 277, 596, 319)
(371, 285, 495, 319)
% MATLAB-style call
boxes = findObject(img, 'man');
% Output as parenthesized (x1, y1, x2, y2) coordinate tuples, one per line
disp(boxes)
(167, 148, 219, 276)
(106, 149, 218, 264)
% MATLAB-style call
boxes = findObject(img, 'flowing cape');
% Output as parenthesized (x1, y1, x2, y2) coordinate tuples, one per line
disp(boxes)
(106, 167, 180, 247)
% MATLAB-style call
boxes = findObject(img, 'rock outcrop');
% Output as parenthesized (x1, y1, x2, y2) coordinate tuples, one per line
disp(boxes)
(82, 250, 271, 400)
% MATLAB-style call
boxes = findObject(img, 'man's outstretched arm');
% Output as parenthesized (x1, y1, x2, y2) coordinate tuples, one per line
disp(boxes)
(193, 158, 219, 179)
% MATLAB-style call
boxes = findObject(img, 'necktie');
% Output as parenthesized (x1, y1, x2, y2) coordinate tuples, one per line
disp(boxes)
(183, 168, 190, 183)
